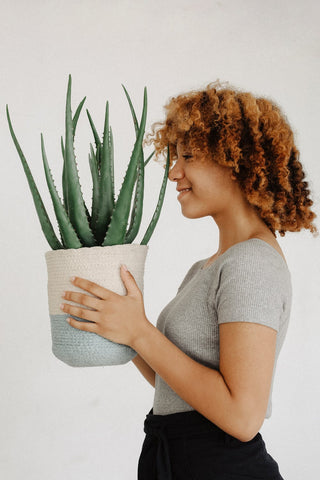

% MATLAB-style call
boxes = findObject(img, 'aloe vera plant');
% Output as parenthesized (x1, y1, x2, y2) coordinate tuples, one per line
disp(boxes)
(6, 75, 170, 250)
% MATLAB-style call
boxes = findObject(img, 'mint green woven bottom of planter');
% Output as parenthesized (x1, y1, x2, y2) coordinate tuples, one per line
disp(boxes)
(49, 314, 136, 367)
(45, 244, 148, 367)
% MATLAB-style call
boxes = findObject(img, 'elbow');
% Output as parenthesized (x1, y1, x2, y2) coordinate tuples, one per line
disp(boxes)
(236, 424, 261, 443)
(232, 403, 265, 443)
(233, 420, 261, 443)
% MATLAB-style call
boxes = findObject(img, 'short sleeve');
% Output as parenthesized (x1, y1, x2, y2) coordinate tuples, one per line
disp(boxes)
(215, 251, 285, 333)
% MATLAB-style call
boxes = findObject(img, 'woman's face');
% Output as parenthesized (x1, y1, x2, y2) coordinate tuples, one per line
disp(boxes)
(168, 139, 239, 219)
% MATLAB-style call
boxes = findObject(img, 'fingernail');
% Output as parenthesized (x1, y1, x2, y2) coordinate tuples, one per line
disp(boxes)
(121, 264, 128, 272)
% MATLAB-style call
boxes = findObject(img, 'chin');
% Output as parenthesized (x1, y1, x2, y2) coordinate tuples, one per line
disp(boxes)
(181, 208, 206, 219)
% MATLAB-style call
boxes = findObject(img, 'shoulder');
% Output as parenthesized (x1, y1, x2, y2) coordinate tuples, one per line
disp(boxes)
(216, 239, 292, 305)
(214, 240, 292, 332)
(203, 238, 291, 283)
(217, 239, 290, 273)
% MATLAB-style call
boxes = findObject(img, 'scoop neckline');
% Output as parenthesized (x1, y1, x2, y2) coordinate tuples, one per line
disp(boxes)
(200, 238, 288, 270)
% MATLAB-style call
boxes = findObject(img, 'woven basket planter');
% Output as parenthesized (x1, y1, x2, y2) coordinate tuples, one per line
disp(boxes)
(45, 244, 148, 367)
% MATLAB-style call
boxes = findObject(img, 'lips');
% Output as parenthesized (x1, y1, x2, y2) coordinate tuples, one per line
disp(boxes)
(178, 188, 192, 200)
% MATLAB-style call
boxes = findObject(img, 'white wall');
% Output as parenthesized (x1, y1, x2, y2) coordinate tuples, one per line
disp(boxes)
(1, 1, 319, 478)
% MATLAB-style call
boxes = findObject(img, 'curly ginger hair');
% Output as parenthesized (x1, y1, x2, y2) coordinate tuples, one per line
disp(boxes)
(144, 80, 318, 238)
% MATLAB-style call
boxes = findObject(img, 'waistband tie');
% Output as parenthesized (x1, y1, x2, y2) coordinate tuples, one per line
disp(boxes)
(141, 407, 228, 479)
(144, 416, 173, 480)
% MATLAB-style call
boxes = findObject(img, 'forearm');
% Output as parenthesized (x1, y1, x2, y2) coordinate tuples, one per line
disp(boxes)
(132, 320, 250, 441)
(132, 353, 155, 387)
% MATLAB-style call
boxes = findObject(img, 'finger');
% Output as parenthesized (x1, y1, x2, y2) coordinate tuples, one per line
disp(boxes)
(120, 265, 142, 297)
(60, 302, 97, 323)
(67, 316, 98, 333)
(71, 276, 112, 300)
(63, 290, 103, 311)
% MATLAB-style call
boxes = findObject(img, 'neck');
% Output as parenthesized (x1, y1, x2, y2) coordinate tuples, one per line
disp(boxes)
(212, 199, 274, 256)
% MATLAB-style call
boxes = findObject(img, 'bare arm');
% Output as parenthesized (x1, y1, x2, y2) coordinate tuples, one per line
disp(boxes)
(132, 320, 277, 442)
(132, 353, 156, 387)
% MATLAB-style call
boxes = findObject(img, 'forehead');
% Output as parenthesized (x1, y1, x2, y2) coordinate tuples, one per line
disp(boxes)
(175, 139, 224, 171)
(175, 140, 207, 162)
(176, 139, 192, 152)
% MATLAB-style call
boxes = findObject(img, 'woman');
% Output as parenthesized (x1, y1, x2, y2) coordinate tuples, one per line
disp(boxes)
(60, 81, 318, 479)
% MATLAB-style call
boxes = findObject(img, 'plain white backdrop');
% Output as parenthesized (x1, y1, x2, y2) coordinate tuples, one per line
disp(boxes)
(1, 1, 319, 478)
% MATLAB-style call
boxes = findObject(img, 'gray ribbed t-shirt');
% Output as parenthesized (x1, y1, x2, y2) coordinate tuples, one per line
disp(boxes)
(152, 238, 292, 419)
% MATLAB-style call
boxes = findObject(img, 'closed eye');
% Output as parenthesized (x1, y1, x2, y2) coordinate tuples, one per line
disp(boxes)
(170, 155, 193, 168)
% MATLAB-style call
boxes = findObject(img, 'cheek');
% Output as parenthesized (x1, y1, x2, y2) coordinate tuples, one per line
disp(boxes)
(198, 176, 233, 205)
(207, 169, 233, 193)
(200, 176, 221, 196)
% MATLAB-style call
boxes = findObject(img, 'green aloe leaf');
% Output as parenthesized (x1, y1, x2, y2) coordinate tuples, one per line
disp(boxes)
(140, 144, 170, 245)
(109, 126, 115, 203)
(89, 141, 101, 236)
(62, 97, 86, 217)
(144, 150, 155, 167)
(93, 101, 115, 243)
(41, 134, 83, 248)
(121, 85, 156, 243)
(86, 109, 102, 148)
(6, 106, 63, 250)
(64, 74, 97, 246)
(88, 143, 100, 236)
(102, 87, 148, 245)
(61, 135, 69, 216)
(72, 97, 86, 137)
(122, 85, 145, 243)
(121, 84, 155, 168)
(124, 151, 155, 243)
(121, 84, 139, 134)
(124, 152, 144, 243)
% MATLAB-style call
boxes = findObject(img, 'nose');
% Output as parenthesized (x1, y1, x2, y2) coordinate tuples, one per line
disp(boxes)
(168, 159, 185, 182)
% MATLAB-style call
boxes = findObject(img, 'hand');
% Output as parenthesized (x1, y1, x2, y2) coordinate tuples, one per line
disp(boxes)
(59, 265, 149, 348)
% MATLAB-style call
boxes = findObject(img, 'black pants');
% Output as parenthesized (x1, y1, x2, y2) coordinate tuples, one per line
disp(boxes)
(138, 408, 284, 480)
